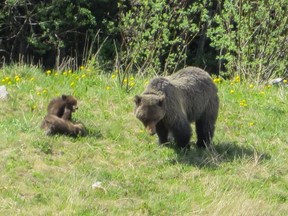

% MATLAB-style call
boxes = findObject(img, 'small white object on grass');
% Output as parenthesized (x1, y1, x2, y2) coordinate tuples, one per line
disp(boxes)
(0, 85, 8, 99)
(269, 78, 288, 86)
(92, 181, 107, 193)
(270, 78, 283, 85)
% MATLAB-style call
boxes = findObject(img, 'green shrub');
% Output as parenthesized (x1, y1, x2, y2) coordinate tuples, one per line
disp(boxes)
(109, 0, 210, 77)
(208, 0, 287, 80)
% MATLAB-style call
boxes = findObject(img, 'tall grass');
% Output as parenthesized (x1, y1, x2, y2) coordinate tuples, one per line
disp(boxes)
(0, 65, 287, 215)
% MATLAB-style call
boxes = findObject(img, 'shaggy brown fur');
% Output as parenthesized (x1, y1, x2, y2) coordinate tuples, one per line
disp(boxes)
(41, 95, 86, 137)
(134, 66, 219, 148)
(47, 95, 78, 120)
(41, 107, 86, 137)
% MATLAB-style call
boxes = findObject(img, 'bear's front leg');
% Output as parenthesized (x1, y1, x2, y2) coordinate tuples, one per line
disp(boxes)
(171, 119, 191, 148)
(156, 121, 169, 144)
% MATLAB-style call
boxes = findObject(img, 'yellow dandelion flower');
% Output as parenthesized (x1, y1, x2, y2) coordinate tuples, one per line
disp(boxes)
(129, 82, 135, 87)
(283, 79, 287, 83)
(80, 65, 85, 70)
(248, 122, 255, 126)
(249, 84, 254, 88)
(115, 69, 119, 74)
(15, 77, 21, 82)
(81, 74, 86, 78)
(259, 91, 265, 95)
(42, 89, 48, 94)
(144, 81, 149, 85)
(2, 79, 5, 83)
(239, 100, 248, 107)
(240, 103, 248, 107)
(32, 105, 37, 110)
(30, 77, 35, 81)
(130, 77, 135, 81)
(111, 74, 116, 79)
(234, 75, 240, 82)
(5, 77, 10, 81)
(123, 78, 128, 83)
(213, 77, 221, 84)
(63, 71, 68, 76)
(70, 82, 75, 87)
(230, 90, 235, 94)
(36, 91, 41, 96)
(106, 86, 111, 90)
(8, 81, 12, 85)
(46, 70, 52, 75)
(265, 85, 271, 89)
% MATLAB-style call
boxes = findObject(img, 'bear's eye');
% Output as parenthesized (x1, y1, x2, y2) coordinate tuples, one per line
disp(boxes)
(158, 100, 163, 107)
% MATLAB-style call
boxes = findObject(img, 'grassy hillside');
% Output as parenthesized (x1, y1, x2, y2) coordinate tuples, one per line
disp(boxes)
(0, 65, 287, 215)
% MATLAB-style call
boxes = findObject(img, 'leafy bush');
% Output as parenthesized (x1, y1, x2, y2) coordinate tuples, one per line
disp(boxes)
(1, 0, 287, 81)
(110, 0, 210, 77)
(0, 0, 113, 69)
(208, 0, 287, 80)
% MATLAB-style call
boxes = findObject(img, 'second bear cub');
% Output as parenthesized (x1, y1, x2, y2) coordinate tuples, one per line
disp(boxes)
(41, 95, 86, 137)
(42, 107, 86, 136)
(47, 94, 78, 120)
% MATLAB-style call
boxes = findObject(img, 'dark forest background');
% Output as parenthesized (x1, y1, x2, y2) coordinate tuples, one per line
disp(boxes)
(0, 0, 287, 80)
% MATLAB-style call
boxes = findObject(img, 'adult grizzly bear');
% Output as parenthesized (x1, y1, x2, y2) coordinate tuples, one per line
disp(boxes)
(47, 95, 78, 120)
(134, 66, 219, 148)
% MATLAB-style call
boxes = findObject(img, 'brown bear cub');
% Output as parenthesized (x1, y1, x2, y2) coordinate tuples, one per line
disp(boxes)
(47, 95, 78, 120)
(41, 95, 86, 137)
(134, 66, 219, 148)
(42, 107, 86, 137)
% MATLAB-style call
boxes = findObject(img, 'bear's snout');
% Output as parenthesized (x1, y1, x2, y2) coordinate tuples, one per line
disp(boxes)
(146, 122, 156, 136)
(72, 105, 78, 112)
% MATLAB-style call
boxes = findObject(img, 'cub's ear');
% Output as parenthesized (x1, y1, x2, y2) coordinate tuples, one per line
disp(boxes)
(134, 95, 141, 106)
(158, 95, 165, 106)
(62, 95, 68, 100)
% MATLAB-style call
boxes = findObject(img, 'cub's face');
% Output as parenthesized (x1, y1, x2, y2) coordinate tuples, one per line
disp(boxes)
(134, 94, 166, 135)
(62, 95, 78, 112)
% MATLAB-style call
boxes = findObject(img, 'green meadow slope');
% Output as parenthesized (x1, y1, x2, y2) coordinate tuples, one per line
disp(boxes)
(0, 65, 287, 215)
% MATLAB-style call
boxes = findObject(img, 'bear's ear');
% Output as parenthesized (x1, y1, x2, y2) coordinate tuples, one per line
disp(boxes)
(134, 95, 141, 106)
(62, 95, 68, 100)
(158, 95, 165, 106)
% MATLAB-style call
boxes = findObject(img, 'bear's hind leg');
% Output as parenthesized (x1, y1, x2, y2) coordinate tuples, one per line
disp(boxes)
(195, 116, 216, 148)
(196, 97, 218, 148)
(156, 121, 169, 144)
(171, 119, 191, 148)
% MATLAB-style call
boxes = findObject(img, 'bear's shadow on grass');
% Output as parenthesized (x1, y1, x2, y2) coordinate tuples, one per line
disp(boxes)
(166, 142, 271, 169)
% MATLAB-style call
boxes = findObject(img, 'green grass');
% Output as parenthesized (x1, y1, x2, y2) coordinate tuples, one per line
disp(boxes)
(0, 65, 287, 215)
